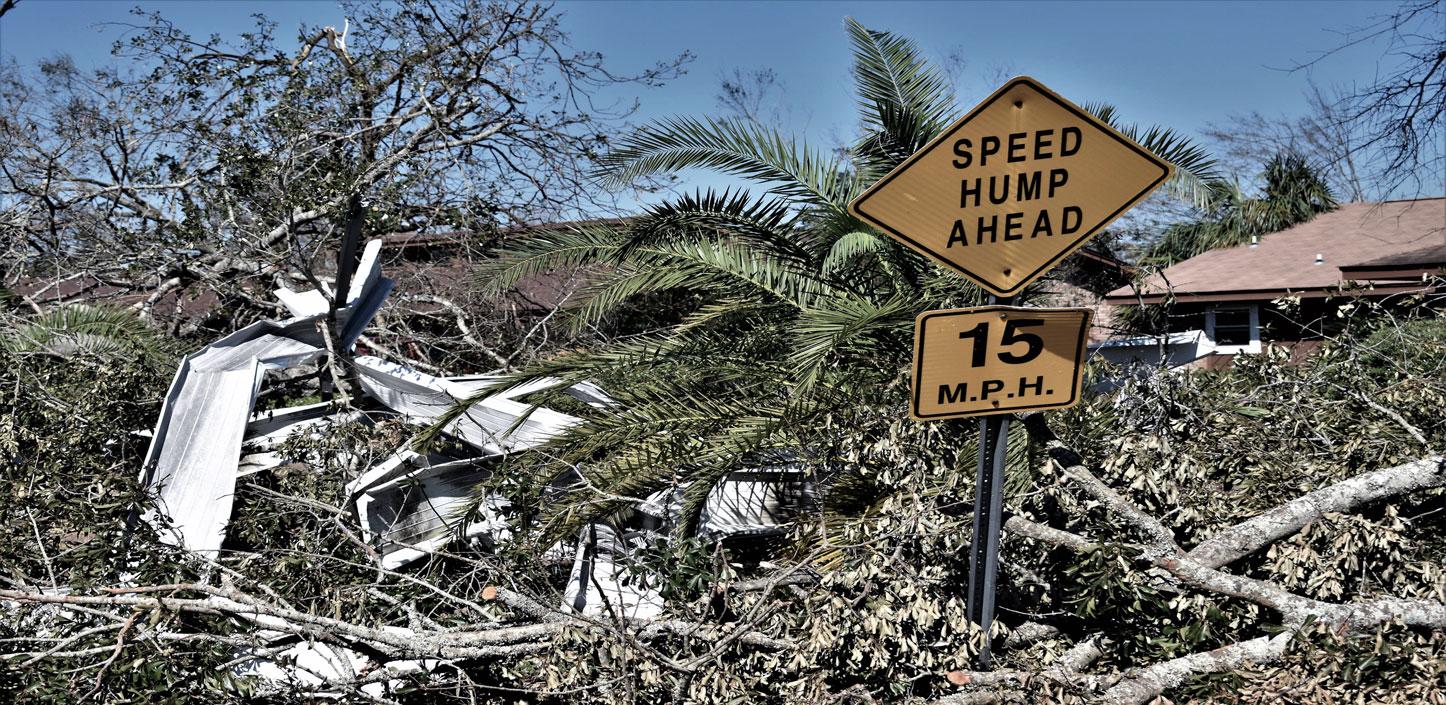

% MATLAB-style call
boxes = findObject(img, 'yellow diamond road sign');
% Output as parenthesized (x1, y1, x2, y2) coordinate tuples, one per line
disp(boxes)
(912, 306, 1092, 419)
(850, 76, 1172, 297)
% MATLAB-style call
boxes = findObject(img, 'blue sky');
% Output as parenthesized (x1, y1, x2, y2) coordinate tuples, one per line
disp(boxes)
(0, 0, 1412, 204)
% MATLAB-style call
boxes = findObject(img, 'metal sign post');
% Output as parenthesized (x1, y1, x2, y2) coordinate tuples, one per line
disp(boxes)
(968, 411, 1009, 668)
(918, 301, 1088, 667)
(846, 76, 1172, 671)
(966, 295, 1010, 669)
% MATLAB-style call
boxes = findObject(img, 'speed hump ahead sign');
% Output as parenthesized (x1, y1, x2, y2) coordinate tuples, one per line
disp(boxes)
(911, 306, 1091, 420)
(849, 76, 1171, 298)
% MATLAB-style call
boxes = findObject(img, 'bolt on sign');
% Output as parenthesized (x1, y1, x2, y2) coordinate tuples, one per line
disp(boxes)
(911, 306, 1091, 420)
(849, 76, 1172, 297)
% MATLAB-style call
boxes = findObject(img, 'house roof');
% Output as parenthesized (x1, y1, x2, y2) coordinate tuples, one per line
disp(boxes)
(1346, 243, 1446, 269)
(1105, 198, 1446, 304)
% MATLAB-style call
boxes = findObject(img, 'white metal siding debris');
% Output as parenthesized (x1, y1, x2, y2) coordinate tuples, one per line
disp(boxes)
(140, 240, 393, 554)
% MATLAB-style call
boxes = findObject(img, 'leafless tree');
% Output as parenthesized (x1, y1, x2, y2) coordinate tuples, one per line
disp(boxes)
(0, 0, 686, 337)
(1204, 83, 1369, 202)
(1298, 0, 1443, 198)
(1205, 2, 1442, 201)
(716, 67, 787, 126)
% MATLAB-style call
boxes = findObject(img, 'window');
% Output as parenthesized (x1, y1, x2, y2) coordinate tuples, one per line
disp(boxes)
(1210, 308, 1252, 345)
(1206, 305, 1260, 352)
(1168, 310, 1205, 334)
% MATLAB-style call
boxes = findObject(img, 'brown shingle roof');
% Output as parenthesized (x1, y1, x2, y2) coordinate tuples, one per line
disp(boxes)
(1105, 198, 1446, 304)
(1344, 243, 1446, 269)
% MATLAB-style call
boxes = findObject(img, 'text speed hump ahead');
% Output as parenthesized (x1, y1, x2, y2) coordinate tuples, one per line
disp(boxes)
(912, 306, 1091, 420)
(849, 76, 1172, 297)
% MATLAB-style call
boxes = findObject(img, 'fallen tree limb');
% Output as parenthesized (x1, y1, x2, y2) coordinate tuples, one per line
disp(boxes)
(395, 293, 512, 369)
(1186, 455, 1445, 569)
(1003, 477, 1446, 631)
(987, 421, 1446, 704)
(0, 583, 793, 663)
(1099, 632, 1294, 705)
(1003, 620, 1061, 648)
(947, 513, 1445, 705)
(1021, 414, 1178, 550)
(1022, 415, 1446, 574)
(935, 637, 1108, 703)
(1005, 513, 1098, 552)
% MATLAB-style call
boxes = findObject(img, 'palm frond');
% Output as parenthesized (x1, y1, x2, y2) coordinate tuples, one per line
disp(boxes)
(672, 297, 778, 335)
(821, 230, 893, 276)
(1, 304, 169, 364)
(569, 264, 699, 331)
(410, 331, 708, 453)
(577, 239, 833, 325)
(815, 205, 934, 292)
(787, 295, 915, 392)
(666, 414, 797, 538)
(472, 224, 623, 299)
(845, 17, 956, 140)
(852, 101, 949, 180)
(1261, 151, 1338, 217)
(596, 115, 851, 212)
(539, 409, 792, 543)
(1082, 101, 1226, 209)
(415, 327, 786, 453)
(622, 189, 805, 264)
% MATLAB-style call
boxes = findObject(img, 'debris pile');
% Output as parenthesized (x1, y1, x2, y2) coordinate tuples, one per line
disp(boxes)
(141, 239, 394, 557)
(138, 240, 817, 650)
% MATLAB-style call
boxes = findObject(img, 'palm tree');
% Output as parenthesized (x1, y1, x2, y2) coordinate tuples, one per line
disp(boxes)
(442, 18, 1225, 551)
(1143, 151, 1337, 266)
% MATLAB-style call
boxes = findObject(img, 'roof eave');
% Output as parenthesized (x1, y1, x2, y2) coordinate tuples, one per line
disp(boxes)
(1104, 281, 1439, 306)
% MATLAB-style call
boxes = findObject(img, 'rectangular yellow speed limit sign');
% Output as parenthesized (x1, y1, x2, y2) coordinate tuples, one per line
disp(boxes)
(911, 306, 1091, 419)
